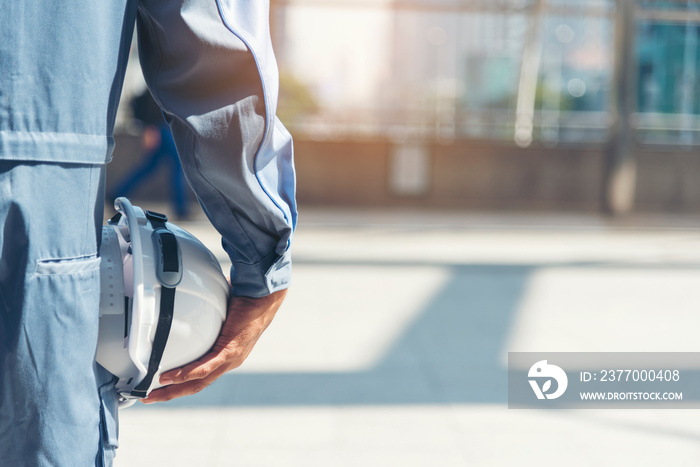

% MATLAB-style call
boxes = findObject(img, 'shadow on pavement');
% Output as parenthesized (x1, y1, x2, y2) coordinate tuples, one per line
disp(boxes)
(137, 258, 700, 409)
(141, 260, 532, 408)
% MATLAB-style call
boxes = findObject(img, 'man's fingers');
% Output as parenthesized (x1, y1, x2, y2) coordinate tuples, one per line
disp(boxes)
(144, 366, 228, 403)
(144, 380, 206, 403)
(159, 351, 227, 384)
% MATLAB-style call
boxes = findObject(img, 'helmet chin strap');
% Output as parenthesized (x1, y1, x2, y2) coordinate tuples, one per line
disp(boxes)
(129, 210, 179, 399)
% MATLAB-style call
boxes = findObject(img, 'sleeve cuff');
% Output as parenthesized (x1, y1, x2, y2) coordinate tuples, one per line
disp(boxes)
(229, 248, 292, 298)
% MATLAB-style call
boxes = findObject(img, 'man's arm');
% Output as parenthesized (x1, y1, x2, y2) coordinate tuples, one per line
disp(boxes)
(135, 0, 296, 400)
(136, 0, 296, 298)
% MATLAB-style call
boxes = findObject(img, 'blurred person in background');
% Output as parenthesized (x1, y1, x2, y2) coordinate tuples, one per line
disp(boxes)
(110, 90, 191, 219)
(0, 1, 296, 466)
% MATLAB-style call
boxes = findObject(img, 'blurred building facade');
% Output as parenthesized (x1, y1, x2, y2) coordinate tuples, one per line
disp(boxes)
(113, 0, 700, 213)
(274, 0, 700, 144)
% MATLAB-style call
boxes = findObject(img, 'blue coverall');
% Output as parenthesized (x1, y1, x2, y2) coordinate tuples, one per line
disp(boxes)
(0, 1, 297, 465)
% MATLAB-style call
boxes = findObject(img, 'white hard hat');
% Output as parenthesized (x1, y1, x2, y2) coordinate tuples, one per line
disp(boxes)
(96, 197, 228, 408)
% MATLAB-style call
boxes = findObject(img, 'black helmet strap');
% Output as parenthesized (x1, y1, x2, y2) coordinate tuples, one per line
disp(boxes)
(129, 210, 179, 399)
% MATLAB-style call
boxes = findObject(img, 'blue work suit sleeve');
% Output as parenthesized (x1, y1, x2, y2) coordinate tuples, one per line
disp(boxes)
(136, 0, 297, 298)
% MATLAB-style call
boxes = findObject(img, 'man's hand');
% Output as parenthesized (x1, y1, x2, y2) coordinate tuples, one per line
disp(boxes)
(142, 288, 288, 403)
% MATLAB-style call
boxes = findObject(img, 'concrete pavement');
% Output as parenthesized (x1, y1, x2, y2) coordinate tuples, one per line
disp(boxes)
(113, 206, 700, 466)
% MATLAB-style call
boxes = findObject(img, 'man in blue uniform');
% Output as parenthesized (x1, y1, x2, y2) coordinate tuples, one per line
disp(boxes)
(0, 1, 296, 465)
